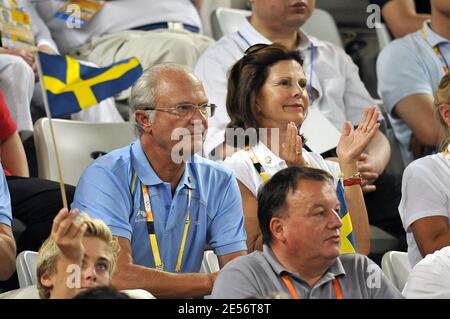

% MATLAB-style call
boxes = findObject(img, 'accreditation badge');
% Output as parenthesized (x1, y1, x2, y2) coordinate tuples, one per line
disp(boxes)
(0, 1, 34, 49)
(54, 0, 105, 27)
(2, 0, 19, 9)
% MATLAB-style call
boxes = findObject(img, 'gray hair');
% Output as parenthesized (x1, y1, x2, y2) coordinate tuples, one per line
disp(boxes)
(129, 63, 193, 136)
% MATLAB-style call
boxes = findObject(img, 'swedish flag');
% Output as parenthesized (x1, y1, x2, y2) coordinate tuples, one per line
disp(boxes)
(336, 180, 357, 254)
(39, 52, 142, 117)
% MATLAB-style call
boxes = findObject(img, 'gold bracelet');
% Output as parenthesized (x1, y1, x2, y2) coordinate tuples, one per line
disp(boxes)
(339, 171, 361, 179)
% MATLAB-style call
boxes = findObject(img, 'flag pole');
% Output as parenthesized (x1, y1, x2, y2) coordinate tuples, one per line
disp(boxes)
(35, 51, 68, 209)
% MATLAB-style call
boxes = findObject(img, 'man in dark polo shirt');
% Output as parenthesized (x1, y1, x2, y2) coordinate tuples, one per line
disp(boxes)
(212, 167, 403, 299)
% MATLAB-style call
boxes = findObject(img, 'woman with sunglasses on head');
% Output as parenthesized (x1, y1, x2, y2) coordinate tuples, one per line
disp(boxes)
(399, 73, 450, 269)
(222, 43, 380, 254)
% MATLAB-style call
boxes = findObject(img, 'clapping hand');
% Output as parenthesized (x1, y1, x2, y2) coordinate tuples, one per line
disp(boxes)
(51, 208, 87, 263)
(356, 153, 382, 192)
(336, 107, 380, 165)
(281, 122, 308, 167)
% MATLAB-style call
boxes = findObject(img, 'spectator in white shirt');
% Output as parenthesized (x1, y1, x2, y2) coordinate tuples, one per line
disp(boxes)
(399, 73, 450, 268)
(403, 246, 450, 298)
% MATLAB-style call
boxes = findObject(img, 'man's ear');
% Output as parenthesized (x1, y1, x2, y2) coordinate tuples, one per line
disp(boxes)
(40, 272, 55, 289)
(135, 110, 153, 134)
(270, 217, 286, 243)
(439, 104, 450, 127)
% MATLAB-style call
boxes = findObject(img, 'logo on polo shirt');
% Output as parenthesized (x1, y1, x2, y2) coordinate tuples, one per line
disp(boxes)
(134, 210, 147, 223)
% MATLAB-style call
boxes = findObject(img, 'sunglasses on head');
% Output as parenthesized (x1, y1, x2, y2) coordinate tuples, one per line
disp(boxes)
(244, 43, 269, 55)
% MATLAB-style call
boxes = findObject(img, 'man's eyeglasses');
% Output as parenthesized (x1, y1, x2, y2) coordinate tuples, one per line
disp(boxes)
(145, 103, 217, 118)
(244, 43, 269, 55)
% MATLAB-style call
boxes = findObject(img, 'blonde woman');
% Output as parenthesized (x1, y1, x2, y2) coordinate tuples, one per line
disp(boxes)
(37, 208, 119, 299)
(399, 73, 450, 267)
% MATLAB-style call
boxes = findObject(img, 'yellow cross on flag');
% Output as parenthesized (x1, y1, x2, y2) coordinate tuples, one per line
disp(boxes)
(39, 52, 142, 117)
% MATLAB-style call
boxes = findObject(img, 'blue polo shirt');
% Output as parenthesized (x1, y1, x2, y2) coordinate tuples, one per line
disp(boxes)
(0, 165, 12, 227)
(377, 20, 450, 165)
(73, 140, 247, 273)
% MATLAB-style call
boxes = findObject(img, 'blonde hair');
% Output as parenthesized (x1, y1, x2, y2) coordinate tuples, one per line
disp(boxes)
(36, 213, 119, 299)
(435, 73, 450, 151)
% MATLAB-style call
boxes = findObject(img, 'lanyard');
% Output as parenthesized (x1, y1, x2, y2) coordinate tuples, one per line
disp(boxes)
(245, 145, 270, 183)
(421, 28, 449, 74)
(443, 143, 450, 165)
(281, 274, 343, 299)
(244, 145, 310, 184)
(141, 182, 192, 272)
(444, 144, 450, 157)
(6, 0, 19, 8)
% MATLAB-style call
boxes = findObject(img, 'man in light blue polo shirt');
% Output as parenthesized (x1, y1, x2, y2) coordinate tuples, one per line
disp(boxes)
(377, 0, 450, 165)
(0, 165, 16, 282)
(73, 63, 247, 298)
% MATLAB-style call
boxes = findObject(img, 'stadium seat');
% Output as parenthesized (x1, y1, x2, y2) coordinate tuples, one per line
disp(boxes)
(370, 225, 400, 257)
(302, 7, 343, 48)
(0, 285, 39, 299)
(12, 218, 26, 242)
(16, 250, 38, 288)
(200, 0, 233, 37)
(199, 250, 220, 299)
(34, 118, 135, 186)
(381, 251, 411, 291)
(375, 22, 392, 50)
(200, 250, 220, 274)
(374, 99, 406, 175)
(211, 7, 343, 47)
(210, 7, 249, 40)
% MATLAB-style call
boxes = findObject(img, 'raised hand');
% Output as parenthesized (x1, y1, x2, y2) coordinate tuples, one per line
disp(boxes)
(281, 122, 308, 167)
(51, 208, 87, 263)
(336, 107, 380, 165)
